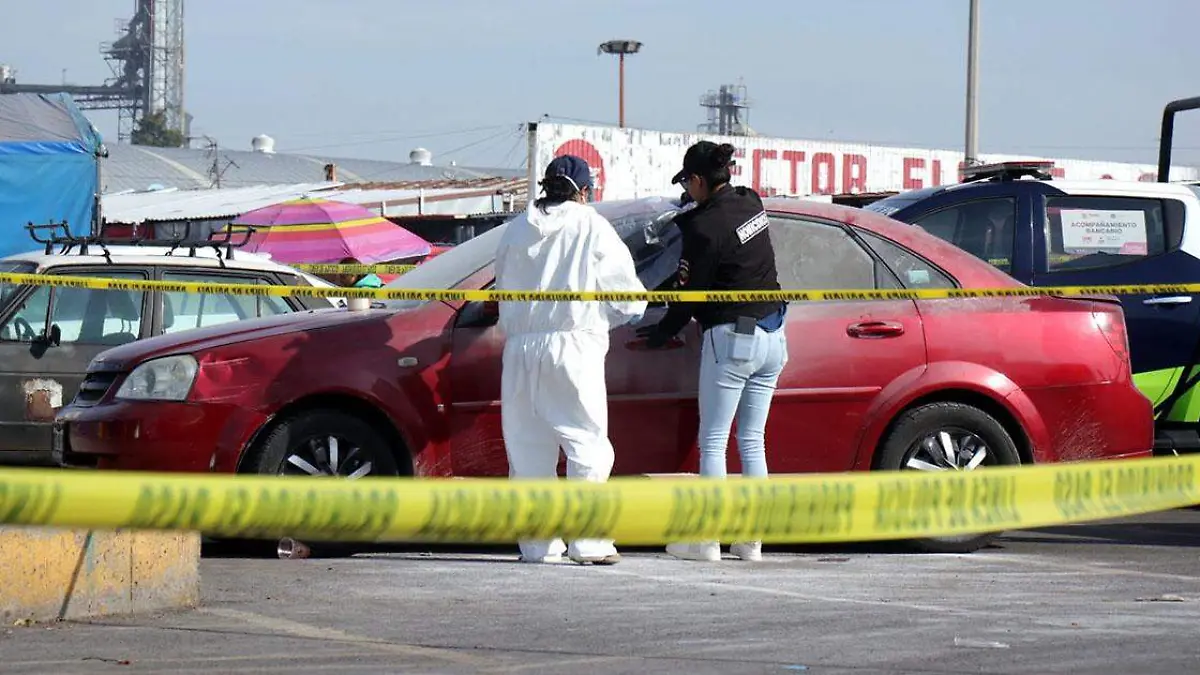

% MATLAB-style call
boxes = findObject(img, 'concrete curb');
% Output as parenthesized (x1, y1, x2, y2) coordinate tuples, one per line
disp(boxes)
(0, 527, 200, 624)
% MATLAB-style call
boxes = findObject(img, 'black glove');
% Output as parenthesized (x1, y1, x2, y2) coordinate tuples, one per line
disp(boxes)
(644, 330, 670, 349)
(635, 324, 658, 338)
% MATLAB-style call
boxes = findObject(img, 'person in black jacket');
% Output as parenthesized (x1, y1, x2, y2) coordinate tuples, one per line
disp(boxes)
(638, 141, 789, 563)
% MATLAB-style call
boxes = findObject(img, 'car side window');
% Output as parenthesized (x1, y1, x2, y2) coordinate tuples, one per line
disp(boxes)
(161, 272, 291, 334)
(1, 285, 51, 343)
(276, 273, 333, 310)
(615, 219, 683, 291)
(2, 271, 147, 345)
(50, 273, 147, 346)
(0, 262, 34, 308)
(255, 280, 294, 315)
(769, 216, 877, 289)
(1042, 195, 1184, 273)
(855, 229, 958, 289)
(910, 197, 1017, 273)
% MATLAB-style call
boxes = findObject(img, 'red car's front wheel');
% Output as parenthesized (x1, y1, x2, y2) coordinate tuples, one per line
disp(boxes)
(239, 409, 403, 559)
(246, 409, 402, 479)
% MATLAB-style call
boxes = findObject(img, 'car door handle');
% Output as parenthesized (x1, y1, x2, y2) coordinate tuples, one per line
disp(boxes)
(1143, 296, 1192, 306)
(847, 321, 905, 339)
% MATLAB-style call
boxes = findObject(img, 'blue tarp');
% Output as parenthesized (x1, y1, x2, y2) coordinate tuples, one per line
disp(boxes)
(0, 93, 104, 258)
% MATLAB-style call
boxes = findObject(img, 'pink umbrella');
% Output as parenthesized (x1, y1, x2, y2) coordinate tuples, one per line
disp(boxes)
(228, 197, 432, 264)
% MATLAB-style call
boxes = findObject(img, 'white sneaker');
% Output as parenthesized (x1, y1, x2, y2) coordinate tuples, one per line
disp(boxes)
(569, 553, 622, 565)
(730, 541, 762, 561)
(666, 542, 721, 561)
(519, 553, 563, 564)
(518, 539, 566, 563)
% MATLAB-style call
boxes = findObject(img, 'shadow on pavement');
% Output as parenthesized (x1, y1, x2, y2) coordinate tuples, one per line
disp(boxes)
(1000, 520, 1200, 548)
(200, 537, 976, 560)
(199, 510, 1200, 560)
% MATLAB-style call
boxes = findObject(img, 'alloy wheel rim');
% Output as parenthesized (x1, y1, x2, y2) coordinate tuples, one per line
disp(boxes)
(904, 428, 991, 472)
(280, 435, 374, 478)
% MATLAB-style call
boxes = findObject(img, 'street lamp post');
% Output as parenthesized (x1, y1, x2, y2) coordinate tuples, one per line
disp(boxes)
(598, 40, 642, 128)
(964, 0, 981, 167)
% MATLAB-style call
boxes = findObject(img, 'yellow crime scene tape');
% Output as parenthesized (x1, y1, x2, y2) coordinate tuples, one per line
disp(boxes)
(0, 455, 1196, 544)
(2, 271, 1198, 303)
(292, 263, 418, 275)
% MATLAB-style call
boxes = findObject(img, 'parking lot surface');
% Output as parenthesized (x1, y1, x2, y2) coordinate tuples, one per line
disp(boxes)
(3, 510, 1200, 674)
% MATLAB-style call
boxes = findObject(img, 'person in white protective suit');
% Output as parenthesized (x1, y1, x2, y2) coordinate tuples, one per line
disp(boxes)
(494, 154, 648, 565)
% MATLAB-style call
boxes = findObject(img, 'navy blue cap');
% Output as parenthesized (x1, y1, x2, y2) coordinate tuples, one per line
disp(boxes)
(545, 154, 594, 192)
(671, 140, 736, 185)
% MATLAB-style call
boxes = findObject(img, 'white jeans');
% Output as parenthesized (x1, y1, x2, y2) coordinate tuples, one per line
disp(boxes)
(698, 323, 788, 479)
(501, 331, 617, 560)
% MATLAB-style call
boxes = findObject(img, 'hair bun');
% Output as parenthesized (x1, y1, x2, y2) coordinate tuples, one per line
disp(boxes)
(714, 143, 736, 168)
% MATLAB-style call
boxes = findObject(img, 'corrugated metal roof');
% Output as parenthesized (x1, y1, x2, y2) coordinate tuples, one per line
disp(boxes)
(101, 182, 343, 223)
(99, 143, 525, 194)
(325, 177, 527, 218)
(329, 176, 522, 192)
(327, 178, 525, 204)
(100, 177, 531, 224)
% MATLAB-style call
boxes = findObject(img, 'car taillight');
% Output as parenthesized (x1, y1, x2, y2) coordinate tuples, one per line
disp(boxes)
(1091, 304, 1130, 365)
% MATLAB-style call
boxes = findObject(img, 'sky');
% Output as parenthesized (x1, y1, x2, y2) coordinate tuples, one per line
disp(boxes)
(4, 0, 1200, 170)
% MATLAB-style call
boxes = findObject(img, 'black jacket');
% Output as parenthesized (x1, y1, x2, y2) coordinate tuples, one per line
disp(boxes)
(650, 185, 784, 338)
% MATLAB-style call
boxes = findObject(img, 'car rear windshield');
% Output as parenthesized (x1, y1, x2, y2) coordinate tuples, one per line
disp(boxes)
(380, 222, 510, 310)
(379, 197, 686, 310)
(0, 261, 35, 308)
(862, 196, 920, 217)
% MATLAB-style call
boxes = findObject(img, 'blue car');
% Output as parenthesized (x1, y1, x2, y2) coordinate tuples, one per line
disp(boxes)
(864, 103, 1200, 455)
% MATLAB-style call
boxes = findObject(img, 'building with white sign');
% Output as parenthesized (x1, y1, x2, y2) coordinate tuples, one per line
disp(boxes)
(527, 122, 1200, 203)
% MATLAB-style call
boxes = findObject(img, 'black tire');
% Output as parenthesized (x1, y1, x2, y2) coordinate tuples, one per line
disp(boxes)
(875, 401, 1022, 554)
(246, 409, 401, 477)
(234, 409, 401, 559)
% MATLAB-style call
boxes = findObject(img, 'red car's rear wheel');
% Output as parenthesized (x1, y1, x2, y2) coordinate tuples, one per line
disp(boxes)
(875, 401, 1022, 554)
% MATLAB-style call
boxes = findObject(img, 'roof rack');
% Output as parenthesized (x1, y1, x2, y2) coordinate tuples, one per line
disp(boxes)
(960, 160, 1056, 184)
(25, 220, 260, 268)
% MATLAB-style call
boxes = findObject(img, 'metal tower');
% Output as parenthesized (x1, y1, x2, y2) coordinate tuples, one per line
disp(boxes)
(0, 0, 188, 145)
(698, 81, 756, 136)
(100, 0, 188, 142)
(149, 0, 186, 139)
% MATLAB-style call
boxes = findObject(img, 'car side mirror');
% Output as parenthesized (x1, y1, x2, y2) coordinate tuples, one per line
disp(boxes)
(458, 300, 499, 329)
(35, 324, 61, 347)
(29, 324, 60, 358)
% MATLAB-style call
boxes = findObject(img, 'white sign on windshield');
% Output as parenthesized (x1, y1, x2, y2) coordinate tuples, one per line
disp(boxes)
(1059, 209, 1148, 255)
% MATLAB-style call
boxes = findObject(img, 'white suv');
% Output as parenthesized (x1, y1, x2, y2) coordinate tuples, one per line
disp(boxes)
(0, 241, 338, 465)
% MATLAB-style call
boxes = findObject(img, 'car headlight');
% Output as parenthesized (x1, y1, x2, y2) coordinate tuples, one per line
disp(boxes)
(115, 355, 199, 402)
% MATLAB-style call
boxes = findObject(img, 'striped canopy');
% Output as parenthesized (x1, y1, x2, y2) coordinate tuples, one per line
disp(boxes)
(230, 196, 432, 264)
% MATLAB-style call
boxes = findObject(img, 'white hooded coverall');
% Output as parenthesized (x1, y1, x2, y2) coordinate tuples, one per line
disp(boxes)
(494, 200, 648, 562)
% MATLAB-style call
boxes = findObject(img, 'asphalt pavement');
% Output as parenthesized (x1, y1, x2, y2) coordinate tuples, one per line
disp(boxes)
(4, 510, 1200, 674)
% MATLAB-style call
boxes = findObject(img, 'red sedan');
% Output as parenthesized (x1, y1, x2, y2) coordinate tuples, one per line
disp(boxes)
(53, 197, 1152, 552)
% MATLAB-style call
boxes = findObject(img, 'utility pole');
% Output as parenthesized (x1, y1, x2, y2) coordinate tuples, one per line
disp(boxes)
(598, 40, 642, 128)
(964, 0, 981, 167)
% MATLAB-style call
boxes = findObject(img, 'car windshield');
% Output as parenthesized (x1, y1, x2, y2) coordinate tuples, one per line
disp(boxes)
(380, 197, 688, 310)
(380, 220, 511, 310)
(0, 261, 35, 308)
(863, 195, 921, 217)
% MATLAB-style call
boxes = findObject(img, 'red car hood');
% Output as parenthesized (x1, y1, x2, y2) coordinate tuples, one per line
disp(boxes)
(89, 308, 396, 372)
